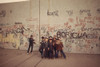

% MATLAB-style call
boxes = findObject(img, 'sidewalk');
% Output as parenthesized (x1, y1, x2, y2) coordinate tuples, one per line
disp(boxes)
(0, 48, 100, 67)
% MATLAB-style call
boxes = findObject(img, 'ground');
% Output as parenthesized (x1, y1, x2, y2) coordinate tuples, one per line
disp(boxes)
(0, 48, 100, 67)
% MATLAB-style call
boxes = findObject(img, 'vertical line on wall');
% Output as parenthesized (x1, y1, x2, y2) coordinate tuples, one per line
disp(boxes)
(48, 0, 50, 10)
(48, 0, 50, 37)
(29, 0, 32, 18)
(39, 0, 40, 43)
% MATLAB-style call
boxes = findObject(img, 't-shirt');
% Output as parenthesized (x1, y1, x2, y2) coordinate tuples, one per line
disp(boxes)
(29, 38, 34, 45)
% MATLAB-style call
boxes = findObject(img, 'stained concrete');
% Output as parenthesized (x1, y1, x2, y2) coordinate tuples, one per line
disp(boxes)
(0, 48, 100, 67)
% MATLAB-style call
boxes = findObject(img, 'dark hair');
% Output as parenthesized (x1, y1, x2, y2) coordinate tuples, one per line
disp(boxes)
(49, 36, 52, 39)
(49, 39, 52, 40)
(48, 39, 53, 43)
(41, 36, 44, 39)
(56, 38, 59, 40)
(30, 35, 33, 37)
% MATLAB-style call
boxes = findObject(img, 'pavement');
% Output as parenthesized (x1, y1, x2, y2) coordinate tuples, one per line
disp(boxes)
(0, 48, 100, 67)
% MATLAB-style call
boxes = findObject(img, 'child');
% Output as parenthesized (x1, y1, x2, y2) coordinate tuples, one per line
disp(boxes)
(52, 35, 57, 58)
(27, 35, 35, 54)
(44, 38, 49, 58)
(48, 39, 53, 58)
(39, 37, 45, 58)
(56, 38, 66, 59)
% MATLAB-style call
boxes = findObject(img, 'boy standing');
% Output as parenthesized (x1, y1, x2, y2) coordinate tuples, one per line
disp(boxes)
(48, 39, 53, 58)
(39, 37, 45, 58)
(27, 35, 35, 54)
(56, 39, 66, 59)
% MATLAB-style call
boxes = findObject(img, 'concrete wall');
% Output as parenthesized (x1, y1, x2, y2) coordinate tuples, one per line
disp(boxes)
(0, 0, 100, 54)
(0, 0, 39, 50)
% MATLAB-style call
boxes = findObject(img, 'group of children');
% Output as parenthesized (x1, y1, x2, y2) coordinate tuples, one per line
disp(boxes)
(39, 36, 66, 59)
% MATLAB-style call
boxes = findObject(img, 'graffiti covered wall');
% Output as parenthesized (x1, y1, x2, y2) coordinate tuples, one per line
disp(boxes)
(0, 0, 39, 50)
(0, 0, 100, 54)
(40, 0, 100, 54)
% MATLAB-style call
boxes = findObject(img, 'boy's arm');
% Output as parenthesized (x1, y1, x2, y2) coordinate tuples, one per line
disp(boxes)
(61, 42, 63, 48)
(33, 39, 36, 44)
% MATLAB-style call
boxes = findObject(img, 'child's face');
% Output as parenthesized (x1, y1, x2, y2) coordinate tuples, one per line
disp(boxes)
(56, 40, 60, 44)
(45, 38, 48, 42)
(54, 38, 56, 40)
(49, 40, 52, 43)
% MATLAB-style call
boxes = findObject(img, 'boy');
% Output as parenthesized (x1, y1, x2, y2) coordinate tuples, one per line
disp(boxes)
(27, 35, 35, 54)
(39, 37, 45, 58)
(48, 39, 53, 58)
(44, 38, 49, 58)
(56, 39, 66, 59)
(52, 35, 57, 58)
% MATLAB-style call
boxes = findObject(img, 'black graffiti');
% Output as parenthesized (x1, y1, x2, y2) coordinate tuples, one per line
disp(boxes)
(81, 28, 100, 31)
(80, 10, 91, 16)
(99, 37, 100, 40)
(10, 10, 12, 13)
(97, 8, 100, 13)
(96, 44, 100, 47)
(0, 23, 9, 26)
(15, 22, 22, 24)
(0, 10, 6, 17)
(0, 26, 30, 36)
(0, 28, 2, 30)
(47, 10, 59, 16)
(57, 31, 98, 39)
(66, 10, 73, 16)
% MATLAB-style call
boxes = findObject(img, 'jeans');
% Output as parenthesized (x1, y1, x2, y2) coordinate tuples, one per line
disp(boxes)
(56, 50, 66, 58)
(27, 45, 33, 53)
(54, 47, 57, 58)
(39, 49, 45, 58)
(48, 50, 53, 58)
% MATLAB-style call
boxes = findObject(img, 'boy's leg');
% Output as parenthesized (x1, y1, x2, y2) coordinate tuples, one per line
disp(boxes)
(27, 45, 31, 53)
(60, 50, 66, 59)
(45, 48, 48, 58)
(41, 50, 44, 58)
(31, 45, 33, 52)
(56, 50, 59, 58)
(54, 48, 57, 58)
(48, 50, 50, 58)
(51, 50, 53, 58)
(49, 50, 52, 58)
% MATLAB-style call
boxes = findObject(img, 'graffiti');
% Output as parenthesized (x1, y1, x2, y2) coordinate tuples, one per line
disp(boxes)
(0, 23, 9, 26)
(41, 26, 47, 33)
(0, 6, 100, 54)
(81, 28, 100, 31)
(0, 33, 20, 49)
(0, 23, 39, 49)
(79, 9, 91, 16)
(66, 10, 73, 16)
(97, 8, 100, 13)
(0, 28, 2, 30)
(47, 10, 59, 16)
(26, 18, 38, 21)
(68, 18, 74, 23)
(10, 10, 12, 13)
(0, 10, 6, 17)
(96, 44, 100, 47)
(15, 22, 22, 24)
(56, 30, 98, 39)
(66, 44, 72, 52)
(74, 16, 100, 27)
(0, 25, 31, 35)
